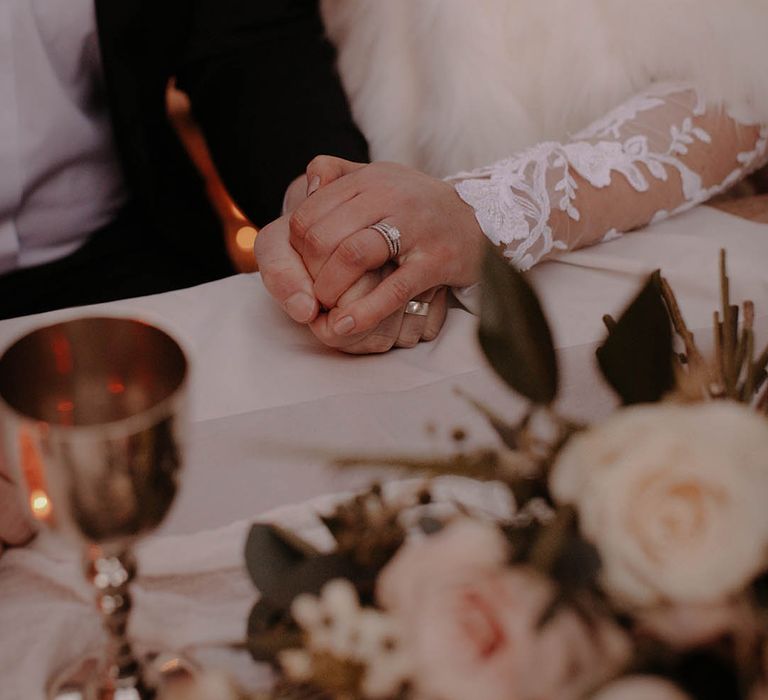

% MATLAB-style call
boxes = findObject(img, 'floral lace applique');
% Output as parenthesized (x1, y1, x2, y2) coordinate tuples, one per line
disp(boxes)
(451, 85, 768, 271)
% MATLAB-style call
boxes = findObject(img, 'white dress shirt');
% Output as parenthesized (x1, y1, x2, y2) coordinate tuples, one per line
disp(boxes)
(0, 0, 127, 275)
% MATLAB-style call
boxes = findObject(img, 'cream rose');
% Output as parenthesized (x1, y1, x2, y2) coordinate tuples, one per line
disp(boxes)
(591, 676, 691, 700)
(637, 598, 755, 650)
(551, 402, 768, 607)
(378, 520, 629, 700)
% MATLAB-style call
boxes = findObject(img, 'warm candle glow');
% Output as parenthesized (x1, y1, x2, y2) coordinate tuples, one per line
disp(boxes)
(235, 226, 258, 251)
(30, 489, 52, 520)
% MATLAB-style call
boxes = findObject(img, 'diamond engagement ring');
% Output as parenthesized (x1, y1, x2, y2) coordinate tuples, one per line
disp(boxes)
(370, 221, 401, 261)
(405, 300, 430, 316)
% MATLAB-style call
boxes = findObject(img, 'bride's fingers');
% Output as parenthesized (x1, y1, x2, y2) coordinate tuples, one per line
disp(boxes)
(313, 227, 392, 308)
(293, 193, 388, 277)
(305, 155, 367, 196)
(327, 260, 436, 337)
(290, 168, 370, 252)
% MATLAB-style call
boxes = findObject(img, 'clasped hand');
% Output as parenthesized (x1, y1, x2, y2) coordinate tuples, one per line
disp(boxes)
(255, 157, 485, 354)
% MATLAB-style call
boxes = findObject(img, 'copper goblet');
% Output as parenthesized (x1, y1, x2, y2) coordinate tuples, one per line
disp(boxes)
(0, 317, 189, 699)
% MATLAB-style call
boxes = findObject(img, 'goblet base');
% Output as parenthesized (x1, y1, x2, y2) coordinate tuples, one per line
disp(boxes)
(49, 652, 197, 700)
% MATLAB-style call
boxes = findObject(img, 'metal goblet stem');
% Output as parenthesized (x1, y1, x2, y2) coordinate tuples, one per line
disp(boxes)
(0, 317, 189, 699)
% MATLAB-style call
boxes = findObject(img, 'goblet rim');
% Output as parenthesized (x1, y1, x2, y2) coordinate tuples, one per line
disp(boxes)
(0, 314, 189, 436)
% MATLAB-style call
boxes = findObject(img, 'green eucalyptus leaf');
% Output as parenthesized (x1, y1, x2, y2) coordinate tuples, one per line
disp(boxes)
(596, 271, 675, 405)
(246, 598, 301, 662)
(478, 246, 558, 405)
(244, 524, 310, 600)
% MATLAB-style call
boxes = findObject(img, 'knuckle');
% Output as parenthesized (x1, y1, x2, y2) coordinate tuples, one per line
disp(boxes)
(303, 227, 326, 256)
(337, 238, 366, 269)
(260, 268, 296, 301)
(363, 333, 396, 354)
(315, 287, 338, 310)
(422, 311, 447, 342)
(387, 277, 413, 306)
(396, 334, 419, 349)
(289, 209, 310, 242)
(421, 326, 439, 342)
(309, 323, 342, 349)
(307, 154, 328, 172)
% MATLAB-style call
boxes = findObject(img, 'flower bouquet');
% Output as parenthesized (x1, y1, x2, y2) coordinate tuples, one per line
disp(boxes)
(184, 249, 768, 700)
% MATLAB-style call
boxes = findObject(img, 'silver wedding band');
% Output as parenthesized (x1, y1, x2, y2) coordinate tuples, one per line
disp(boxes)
(405, 300, 430, 316)
(370, 221, 401, 261)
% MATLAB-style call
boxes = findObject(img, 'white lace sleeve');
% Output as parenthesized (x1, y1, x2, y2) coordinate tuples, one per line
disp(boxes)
(450, 85, 768, 271)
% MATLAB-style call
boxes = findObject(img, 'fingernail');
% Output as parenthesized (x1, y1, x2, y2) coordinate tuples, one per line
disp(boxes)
(306, 175, 321, 197)
(333, 315, 356, 335)
(285, 292, 316, 323)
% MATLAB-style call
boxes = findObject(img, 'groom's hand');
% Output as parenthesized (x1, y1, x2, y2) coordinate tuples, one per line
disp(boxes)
(255, 214, 321, 324)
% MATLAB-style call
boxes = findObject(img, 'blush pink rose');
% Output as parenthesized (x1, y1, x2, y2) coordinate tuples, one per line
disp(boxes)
(377, 521, 630, 700)
(377, 519, 509, 614)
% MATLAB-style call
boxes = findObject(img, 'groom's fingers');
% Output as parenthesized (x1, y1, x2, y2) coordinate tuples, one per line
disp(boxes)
(308, 269, 386, 350)
(421, 287, 449, 342)
(305, 155, 366, 195)
(395, 287, 438, 349)
(254, 216, 320, 324)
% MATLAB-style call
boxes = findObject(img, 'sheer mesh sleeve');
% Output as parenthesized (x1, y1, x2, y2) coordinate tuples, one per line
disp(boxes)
(449, 84, 768, 271)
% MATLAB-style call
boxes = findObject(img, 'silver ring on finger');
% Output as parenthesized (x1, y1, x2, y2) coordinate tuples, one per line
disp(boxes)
(369, 221, 401, 261)
(405, 300, 430, 317)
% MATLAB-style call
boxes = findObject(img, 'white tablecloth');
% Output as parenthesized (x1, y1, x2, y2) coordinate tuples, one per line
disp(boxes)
(1, 206, 767, 698)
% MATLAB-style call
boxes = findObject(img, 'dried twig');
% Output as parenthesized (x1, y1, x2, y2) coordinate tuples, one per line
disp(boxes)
(660, 275, 706, 370)
(713, 310, 725, 394)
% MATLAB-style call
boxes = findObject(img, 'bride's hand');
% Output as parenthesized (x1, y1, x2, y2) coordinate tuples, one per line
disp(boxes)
(289, 156, 485, 338)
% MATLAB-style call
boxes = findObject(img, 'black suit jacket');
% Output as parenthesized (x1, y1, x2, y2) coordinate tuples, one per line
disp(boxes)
(95, 0, 368, 285)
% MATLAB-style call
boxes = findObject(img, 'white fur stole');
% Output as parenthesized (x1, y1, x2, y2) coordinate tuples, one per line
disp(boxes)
(320, 0, 768, 177)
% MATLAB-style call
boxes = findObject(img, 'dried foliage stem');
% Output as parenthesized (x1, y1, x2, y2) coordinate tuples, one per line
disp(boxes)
(660, 275, 706, 371)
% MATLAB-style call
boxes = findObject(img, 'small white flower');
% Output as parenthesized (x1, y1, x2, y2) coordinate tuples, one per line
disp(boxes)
(291, 593, 324, 630)
(357, 610, 412, 699)
(158, 670, 239, 700)
(322, 579, 360, 620)
(279, 649, 313, 682)
(289, 579, 411, 698)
